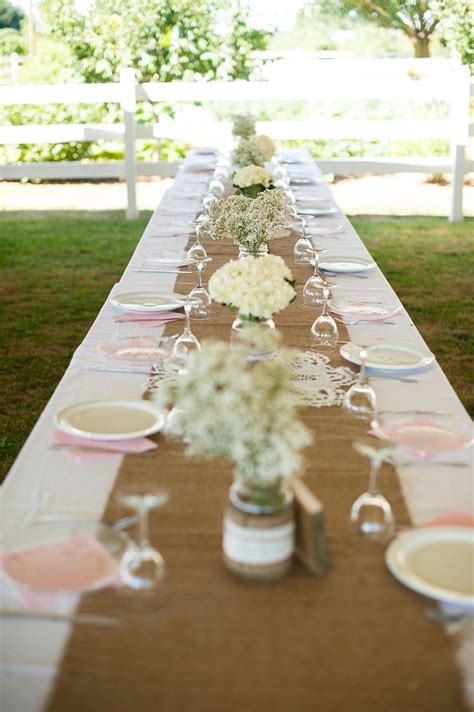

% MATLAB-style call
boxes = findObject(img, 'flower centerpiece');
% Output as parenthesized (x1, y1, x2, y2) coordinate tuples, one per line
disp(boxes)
(157, 339, 312, 580)
(233, 165, 274, 199)
(208, 254, 296, 354)
(233, 134, 277, 167)
(232, 113, 256, 140)
(208, 189, 293, 258)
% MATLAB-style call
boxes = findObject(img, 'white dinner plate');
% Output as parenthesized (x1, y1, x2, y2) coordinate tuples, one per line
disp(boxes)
(328, 297, 402, 318)
(340, 342, 435, 372)
(318, 256, 376, 273)
(54, 400, 166, 441)
(110, 291, 184, 312)
(386, 527, 474, 609)
(297, 206, 338, 217)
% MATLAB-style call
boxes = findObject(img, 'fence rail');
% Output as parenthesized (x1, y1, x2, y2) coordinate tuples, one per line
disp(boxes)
(0, 63, 471, 220)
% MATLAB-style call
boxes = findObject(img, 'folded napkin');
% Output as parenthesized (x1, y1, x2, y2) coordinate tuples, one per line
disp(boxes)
(114, 312, 184, 328)
(52, 430, 157, 463)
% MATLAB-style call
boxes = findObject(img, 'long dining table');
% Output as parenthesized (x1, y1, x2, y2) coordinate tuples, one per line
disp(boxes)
(1, 148, 473, 712)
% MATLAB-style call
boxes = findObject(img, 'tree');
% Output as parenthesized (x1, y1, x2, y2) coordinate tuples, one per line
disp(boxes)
(431, 0, 473, 71)
(0, 0, 24, 30)
(310, 1, 438, 57)
(41, 0, 271, 83)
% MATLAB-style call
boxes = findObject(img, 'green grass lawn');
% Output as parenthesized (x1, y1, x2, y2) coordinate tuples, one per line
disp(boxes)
(1, 212, 473, 481)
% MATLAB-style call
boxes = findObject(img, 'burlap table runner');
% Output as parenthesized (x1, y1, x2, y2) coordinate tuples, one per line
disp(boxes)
(47, 227, 466, 711)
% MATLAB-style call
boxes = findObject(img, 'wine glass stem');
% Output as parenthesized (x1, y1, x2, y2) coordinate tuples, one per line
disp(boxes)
(359, 357, 368, 385)
(368, 456, 382, 495)
(184, 304, 191, 332)
(137, 507, 150, 549)
(198, 266, 203, 288)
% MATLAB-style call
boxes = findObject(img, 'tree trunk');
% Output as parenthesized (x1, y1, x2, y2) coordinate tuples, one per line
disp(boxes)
(413, 36, 430, 58)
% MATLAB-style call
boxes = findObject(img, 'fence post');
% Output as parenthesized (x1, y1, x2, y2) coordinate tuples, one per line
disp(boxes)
(120, 67, 138, 219)
(10, 53, 19, 83)
(449, 65, 470, 223)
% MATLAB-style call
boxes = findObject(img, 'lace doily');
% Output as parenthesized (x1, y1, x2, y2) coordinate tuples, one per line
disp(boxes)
(289, 350, 357, 408)
(147, 350, 356, 409)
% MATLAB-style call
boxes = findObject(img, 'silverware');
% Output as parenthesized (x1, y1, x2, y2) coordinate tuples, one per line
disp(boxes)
(379, 409, 453, 416)
(333, 316, 396, 326)
(133, 269, 192, 274)
(425, 608, 474, 625)
(394, 460, 469, 469)
(370, 375, 418, 384)
(0, 610, 121, 627)
(324, 272, 370, 279)
(111, 514, 139, 531)
(82, 365, 150, 374)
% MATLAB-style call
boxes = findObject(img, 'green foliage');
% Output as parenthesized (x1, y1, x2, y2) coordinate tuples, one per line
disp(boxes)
(41, 0, 269, 83)
(305, 1, 438, 57)
(0, 0, 23, 30)
(431, 0, 474, 71)
(0, 26, 25, 54)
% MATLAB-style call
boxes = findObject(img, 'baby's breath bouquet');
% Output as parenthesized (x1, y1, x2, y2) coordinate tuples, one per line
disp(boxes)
(234, 134, 277, 167)
(233, 165, 274, 199)
(157, 340, 312, 497)
(232, 113, 257, 139)
(208, 189, 293, 257)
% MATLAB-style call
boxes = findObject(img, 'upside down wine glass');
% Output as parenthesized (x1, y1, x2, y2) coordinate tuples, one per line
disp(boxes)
(350, 439, 395, 543)
(303, 248, 328, 306)
(188, 257, 212, 319)
(310, 284, 339, 350)
(116, 483, 169, 590)
(293, 217, 313, 264)
(170, 296, 201, 372)
(343, 346, 377, 420)
(187, 218, 208, 262)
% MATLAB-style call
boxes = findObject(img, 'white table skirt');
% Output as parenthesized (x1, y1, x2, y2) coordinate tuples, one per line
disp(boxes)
(1, 149, 472, 711)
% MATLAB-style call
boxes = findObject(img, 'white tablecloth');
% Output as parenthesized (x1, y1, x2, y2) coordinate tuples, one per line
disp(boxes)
(1, 149, 472, 712)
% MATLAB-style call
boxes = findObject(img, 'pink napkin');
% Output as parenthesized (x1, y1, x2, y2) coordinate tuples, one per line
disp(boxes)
(370, 415, 471, 459)
(52, 430, 157, 463)
(114, 312, 184, 323)
(426, 511, 474, 528)
(1, 535, 121, 601)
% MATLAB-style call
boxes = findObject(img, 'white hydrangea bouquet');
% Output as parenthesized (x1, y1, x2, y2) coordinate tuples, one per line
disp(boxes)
(233, 165, 274, 199)
(232, 113, 257, 140)
(156, 340, 311, 498)
(233, 134, 277, 167)
(208, 189, 293, 257)
(208, 254, 296, 321)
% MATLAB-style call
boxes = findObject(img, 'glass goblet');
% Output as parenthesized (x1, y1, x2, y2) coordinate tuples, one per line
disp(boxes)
(187, 221, 208, 262)
(350, 438, 395, 543)
(170, 296, 201, 373)
(310, 285, 339, 351)
(303, 248, 328, 306)
(343, 346, 377, 420)
(115, 483, 169, 590)
(188, 257, 213, 319)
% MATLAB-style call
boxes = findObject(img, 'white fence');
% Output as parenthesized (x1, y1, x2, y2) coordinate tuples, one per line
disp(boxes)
(0, 62, 472, 220)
